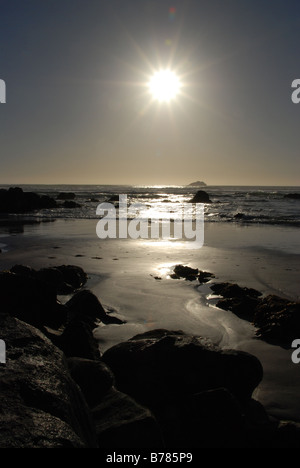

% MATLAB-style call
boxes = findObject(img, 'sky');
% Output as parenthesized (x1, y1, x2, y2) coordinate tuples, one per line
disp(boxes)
(0, 0, 299, 186)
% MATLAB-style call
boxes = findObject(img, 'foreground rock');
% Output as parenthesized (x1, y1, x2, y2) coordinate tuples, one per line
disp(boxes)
(92, 388, 164, 448)
(103, 329, 263, 407)
(102, 329, 300, 447)
(0, 314, 98, 448)
(0, 187, 57, 213)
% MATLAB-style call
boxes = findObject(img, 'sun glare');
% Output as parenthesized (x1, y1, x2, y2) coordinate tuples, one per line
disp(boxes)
(148, 69, 181, 102)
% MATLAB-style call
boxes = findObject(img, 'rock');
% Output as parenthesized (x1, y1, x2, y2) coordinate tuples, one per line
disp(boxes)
(66, 289, 125, 325)
(211, 283, 261, 321)
(62, 200, 81, 208)
(0, 314, 98, 448)
(57, 192, 76, 200)
(270, 421, 300, 448)
(102, 329, 263, 409)
(173, 264, 199, 281)
(92, 388, 164, 448)
(211, 283, 262, 299)
(211, 282, 262, 321)
(67, 357, 115, 407)
(198, 271, 215, 283)
(159, 387, 247, 448)
(188, 190, 212, 203)
(0, 187, 57, 213)
(216, 296, 260, 321)
(106, 195, 119, 203)
(187, 181, 207, 187)
(284, 193, 300, 200)
(253, 295, 300, 345)
(57, 318, 101, 361)
(0, 270, 61, 329)
(54, 265, 87, 290)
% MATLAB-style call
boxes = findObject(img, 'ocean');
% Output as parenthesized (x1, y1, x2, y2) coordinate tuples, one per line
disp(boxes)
(1, 184, 299, 227)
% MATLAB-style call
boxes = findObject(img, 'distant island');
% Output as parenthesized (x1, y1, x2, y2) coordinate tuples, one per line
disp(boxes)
(187, 181, 207, 187)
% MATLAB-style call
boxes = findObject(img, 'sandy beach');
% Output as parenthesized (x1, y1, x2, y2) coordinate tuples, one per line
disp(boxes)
(0, 217, 299, 423)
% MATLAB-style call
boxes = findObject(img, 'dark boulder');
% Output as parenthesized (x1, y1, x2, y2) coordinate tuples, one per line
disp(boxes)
(57, 318, 101, 360)
(62, 200, 81, 208)
(102, 329, 263, 409)
(92, 388, 164, 448)
(54, 265, 87, 290)
(211, 282, 262, 321)
(0, 314, 98, 448)
(284, 193, 300, 200)
(67, 357, 115, 407)
(159, 387, 247, 448)
(0, 270, 60, 329)
(57, 192, 76, 200)
(253, 295, 300, 345)
(173, 264, 199, 281)
(0, 187, 57, 213)
(211, 282, 262, 299)
(66, 289, 125, 325)
(188, 190, 212, 204)
(198, 271, 215, 283)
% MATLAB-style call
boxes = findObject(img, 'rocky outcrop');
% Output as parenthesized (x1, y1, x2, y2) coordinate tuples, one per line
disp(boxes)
(210, 282, 300, 346)
(0, 187, 57, 213)
(62, 201, 81, 208)
(284, 193, 300, 200)
(57, 192, 76, 200)
(188, 190, 212, 203)
(171, 264, 214, 283)
(0, 314, 98, 448)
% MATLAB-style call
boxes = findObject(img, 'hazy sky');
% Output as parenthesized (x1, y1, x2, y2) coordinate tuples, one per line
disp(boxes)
(0, 0, 299, 186)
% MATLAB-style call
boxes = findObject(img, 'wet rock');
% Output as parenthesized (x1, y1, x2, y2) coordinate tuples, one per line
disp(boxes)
(0, 270, 60, 329)
(159, 387, 247, 448)
(188, 190, 212, 203)
(0, 314, 98, 448)
(253, 295, 300, 345)
(211, 282, 262, 299)
(0, 187, 57, 213)
(211, 282, 263, 322)
(92, 388, 164, 448)
(173, 264, 199, 281)
(67, 357, 115, 407)
(66, 289, 125, 325)
(284, 193, 300, 200)
(54, 265, 87, 290)
(62, 200, 81, 208)
(57, 318, 101, 361)
(102, 329, 263, 409)
(198, 271, 215, 283)
(57, 192, 76, 200)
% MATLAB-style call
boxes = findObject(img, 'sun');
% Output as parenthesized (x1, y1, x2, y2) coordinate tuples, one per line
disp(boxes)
(148, 69, 181, 102)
